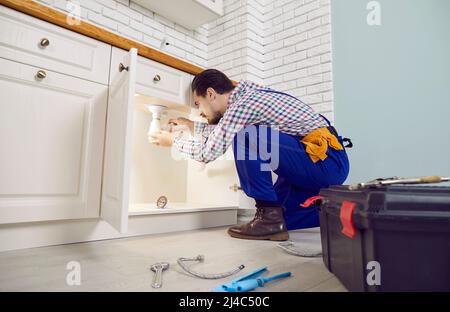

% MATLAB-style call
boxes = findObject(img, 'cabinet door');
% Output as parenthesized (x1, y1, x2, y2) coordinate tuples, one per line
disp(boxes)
(0, 58, 107, 224)
(110, 48, 191, 107)
(101, 48, 138, 233)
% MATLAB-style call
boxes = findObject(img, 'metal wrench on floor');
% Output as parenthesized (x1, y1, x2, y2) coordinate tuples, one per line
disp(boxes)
(150, 262, 169, 288)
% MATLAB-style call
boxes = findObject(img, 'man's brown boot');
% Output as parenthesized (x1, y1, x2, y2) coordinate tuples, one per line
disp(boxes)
(228, 206, 289, 241)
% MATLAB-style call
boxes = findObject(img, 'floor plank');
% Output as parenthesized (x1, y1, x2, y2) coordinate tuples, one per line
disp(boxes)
(0, 226, 346, 292)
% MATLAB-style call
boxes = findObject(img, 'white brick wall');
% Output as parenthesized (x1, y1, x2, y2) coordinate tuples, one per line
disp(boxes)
(33, 0, 333, 118)
(207, 0, 265, 84)
(266, 0, 333, 119)
(207, 0, 334, 120)
(33, 0, 209, 67)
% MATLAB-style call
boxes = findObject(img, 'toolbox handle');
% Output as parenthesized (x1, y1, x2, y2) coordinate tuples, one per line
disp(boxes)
(300, 196, 324, 208)
(340, 201, 356, 238)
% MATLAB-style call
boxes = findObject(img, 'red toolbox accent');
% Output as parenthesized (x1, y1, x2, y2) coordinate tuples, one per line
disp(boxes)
(300, 196, 324, 208)
(340, 201, 356, 238)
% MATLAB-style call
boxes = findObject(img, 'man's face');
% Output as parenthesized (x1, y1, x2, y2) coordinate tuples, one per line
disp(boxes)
(193, 88, 223, 125)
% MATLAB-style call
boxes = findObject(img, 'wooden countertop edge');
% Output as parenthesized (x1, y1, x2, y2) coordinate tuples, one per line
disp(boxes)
(0, 0, 207, 76)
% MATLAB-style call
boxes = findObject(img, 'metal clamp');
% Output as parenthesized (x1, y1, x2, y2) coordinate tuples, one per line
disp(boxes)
(35, 70, 47, 81)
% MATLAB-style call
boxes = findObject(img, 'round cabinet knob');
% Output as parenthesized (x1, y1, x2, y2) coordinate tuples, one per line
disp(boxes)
(153, 74, 161, 82)
(35, 70, 47, 80)
(39, 38, 50, 48)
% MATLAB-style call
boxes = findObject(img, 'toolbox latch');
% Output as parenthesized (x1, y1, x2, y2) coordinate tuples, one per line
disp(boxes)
(340, 201, 356, 238)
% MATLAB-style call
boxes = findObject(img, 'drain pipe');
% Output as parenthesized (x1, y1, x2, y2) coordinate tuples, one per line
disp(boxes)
(177, 255, 245, 279)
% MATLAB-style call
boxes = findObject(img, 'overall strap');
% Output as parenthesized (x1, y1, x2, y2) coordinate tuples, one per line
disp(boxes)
(256, 88, 353, 148)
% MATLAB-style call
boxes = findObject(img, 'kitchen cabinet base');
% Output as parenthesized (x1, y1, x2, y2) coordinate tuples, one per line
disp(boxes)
(0, 208, 237, 252)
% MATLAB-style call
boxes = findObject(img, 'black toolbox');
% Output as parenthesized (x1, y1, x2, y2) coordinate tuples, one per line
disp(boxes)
(316, 185, 450, 292)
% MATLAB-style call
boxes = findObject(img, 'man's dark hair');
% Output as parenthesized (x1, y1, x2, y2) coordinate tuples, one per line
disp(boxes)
(191, 69, 234, 97)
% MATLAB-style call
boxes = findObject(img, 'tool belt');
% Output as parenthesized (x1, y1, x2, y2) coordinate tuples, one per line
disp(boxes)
(301, 126, 352, 163)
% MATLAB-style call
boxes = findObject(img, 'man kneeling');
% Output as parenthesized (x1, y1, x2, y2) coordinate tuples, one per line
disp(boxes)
(149, 69, 350, 241)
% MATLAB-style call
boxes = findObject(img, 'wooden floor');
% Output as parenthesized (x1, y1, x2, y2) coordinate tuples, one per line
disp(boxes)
(0, 226, 346, 292)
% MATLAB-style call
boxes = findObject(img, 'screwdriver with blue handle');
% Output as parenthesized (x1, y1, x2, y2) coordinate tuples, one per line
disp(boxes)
(213, 267, 292, 292)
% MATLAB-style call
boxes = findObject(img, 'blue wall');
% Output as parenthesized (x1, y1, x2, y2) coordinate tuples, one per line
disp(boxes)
(332, 0, 450, 184)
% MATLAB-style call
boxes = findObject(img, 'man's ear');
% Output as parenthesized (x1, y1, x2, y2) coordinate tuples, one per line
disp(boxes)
(206, 87, 216, 99)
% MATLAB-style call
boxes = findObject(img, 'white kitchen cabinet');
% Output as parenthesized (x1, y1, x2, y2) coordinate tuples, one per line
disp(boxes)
(0, 6, 237, 250)
(0, 6, 111, 85)
(103, 48, 239, 233)
(0, 57, 108, 224)
(132, 0, 223, 30)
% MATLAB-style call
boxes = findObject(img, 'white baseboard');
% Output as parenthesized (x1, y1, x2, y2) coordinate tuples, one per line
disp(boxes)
(0, 208, 237, 252)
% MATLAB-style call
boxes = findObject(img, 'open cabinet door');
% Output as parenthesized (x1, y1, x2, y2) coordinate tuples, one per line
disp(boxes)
(101, 48, 137, 233)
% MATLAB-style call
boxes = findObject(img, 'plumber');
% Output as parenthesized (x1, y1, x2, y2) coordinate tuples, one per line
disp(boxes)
(149, 69, 350, 241)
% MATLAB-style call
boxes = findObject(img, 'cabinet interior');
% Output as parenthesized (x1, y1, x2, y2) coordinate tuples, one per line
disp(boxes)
(129, 94, 239, 214)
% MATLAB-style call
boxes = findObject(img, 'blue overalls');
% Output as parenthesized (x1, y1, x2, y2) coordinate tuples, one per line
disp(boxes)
(232, 89, 350, 231)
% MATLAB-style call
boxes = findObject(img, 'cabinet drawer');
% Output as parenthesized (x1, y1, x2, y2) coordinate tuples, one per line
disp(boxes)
(111, 47, 191, 106)
(0, 6, 111, 85)
(0, 57, 107, 224)
(135, 56, 191, 105)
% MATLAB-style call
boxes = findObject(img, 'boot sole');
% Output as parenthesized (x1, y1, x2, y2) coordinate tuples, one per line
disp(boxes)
(227, 229, 289, 241)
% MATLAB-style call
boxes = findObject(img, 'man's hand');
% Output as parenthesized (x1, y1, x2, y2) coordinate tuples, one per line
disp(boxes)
(168, 117, 194, 134)
(148, 131, 174, 147)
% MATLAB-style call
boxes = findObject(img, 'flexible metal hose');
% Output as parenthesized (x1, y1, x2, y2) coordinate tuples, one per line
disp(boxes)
(177, 255, 245, 279)
(278, 241, 322, 258)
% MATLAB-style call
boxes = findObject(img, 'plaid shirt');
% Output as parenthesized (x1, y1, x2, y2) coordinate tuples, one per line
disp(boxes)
(173, 80, 328, 163)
